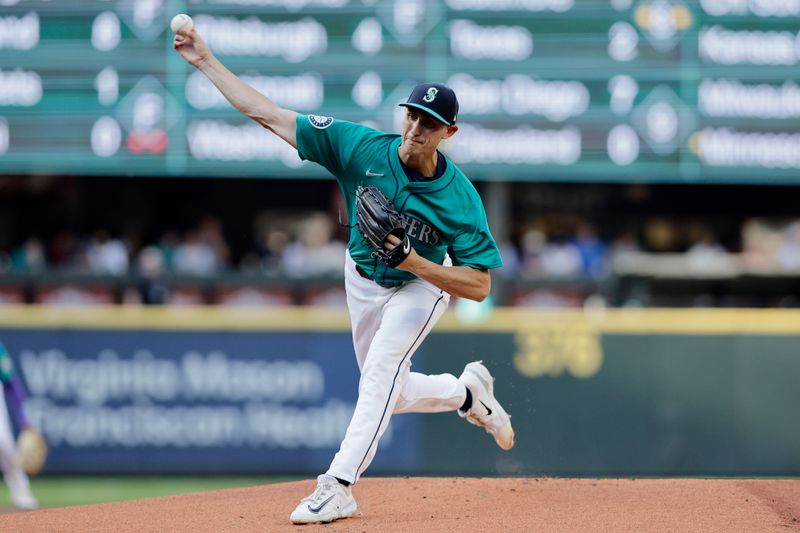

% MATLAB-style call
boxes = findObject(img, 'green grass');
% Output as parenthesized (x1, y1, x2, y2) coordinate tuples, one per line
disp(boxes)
(1, 476, 298, 509)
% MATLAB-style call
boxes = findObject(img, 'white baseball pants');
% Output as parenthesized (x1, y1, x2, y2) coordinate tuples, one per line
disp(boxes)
(0, 392, 36, 508)
(326, 253, 466, 484)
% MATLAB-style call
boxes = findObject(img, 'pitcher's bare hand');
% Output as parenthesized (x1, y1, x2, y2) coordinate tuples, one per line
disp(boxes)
(173, 29, 212, 69)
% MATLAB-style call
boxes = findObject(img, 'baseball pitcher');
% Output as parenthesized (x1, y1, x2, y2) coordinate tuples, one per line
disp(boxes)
(174, 25, 515, 525)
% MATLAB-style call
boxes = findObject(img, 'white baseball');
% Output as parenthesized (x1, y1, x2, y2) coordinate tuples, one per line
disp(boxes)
(170, 13, 193, 34)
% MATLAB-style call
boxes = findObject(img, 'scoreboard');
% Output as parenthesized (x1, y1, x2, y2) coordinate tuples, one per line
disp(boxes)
(1, 0, 799, 182)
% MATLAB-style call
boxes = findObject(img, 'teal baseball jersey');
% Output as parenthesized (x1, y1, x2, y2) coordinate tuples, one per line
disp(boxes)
(296, 114, 503, 284)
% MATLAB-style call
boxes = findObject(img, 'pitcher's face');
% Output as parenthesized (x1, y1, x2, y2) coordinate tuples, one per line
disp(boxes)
(400, 109, 456, 155)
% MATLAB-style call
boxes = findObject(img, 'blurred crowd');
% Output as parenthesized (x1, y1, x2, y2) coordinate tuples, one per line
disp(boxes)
(4, 213, 800, 280)
(2, 208, 800, 308)
(0, 213, 347, 280)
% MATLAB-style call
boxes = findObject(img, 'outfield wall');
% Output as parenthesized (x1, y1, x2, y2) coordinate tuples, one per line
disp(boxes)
(0, 306, 798, 476)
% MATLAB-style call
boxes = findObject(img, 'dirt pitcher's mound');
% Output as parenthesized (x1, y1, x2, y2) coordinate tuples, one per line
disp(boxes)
(1, 478, 798, 532)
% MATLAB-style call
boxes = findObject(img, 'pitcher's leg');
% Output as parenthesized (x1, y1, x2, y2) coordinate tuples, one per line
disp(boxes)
(0, 397, 37, 510)
(327, 284, 447, 483)
(394, 372, 465, 414)
(0, 398, 18, 473)
(344, 252, 384, 371)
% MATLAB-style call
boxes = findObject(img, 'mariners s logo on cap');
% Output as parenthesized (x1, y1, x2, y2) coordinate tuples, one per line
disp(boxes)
(398, 82, 459, 126)
(423, 87, 438, 103)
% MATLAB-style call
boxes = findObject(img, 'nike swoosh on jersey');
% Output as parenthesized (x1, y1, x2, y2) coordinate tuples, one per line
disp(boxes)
(365, 170, 385, 177)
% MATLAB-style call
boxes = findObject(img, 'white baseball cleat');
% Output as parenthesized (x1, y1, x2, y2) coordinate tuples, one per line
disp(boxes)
(290, 474, 357, 525)
(458, 361, 515, 450)
(12, 492, 39, 511)
(4, 470, 39, 511)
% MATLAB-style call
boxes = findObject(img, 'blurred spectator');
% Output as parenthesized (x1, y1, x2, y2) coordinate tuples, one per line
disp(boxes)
(686, 227, 728, 269)
(611, 231, 640, 256)
(776, 220, 800, 271)
(258, 228, 291, 274)
(519, 226, 585, 278)
(572, 223, 608, 278)
(85, 230, 129, 275)
(493, 239, 520, 279)
(740, 218, 783, 271)
(643, 217, 679, 252)
(136, 245, 169, 304)
(156, 230, 180, 270)
(10, 238, 46, 272)
(172, 230, 219, 275)
(539, 235, 582, 277)
(48, 231, 79, 269)
(198, 217, 230, 268)
(282, 213, 346, 278)
(249, 211, 293, 274)
(520, 228, 546, 273)
(171, 218, 230, 276)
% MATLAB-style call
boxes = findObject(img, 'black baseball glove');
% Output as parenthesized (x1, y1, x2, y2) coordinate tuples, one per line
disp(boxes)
(355, 185, 411, 268)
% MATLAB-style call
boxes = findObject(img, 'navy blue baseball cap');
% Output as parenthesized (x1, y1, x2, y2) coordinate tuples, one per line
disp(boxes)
(398, 82, 459, 126)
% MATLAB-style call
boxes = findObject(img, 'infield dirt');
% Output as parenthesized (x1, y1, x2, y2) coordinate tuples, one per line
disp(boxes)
(1, 477, 798, 532)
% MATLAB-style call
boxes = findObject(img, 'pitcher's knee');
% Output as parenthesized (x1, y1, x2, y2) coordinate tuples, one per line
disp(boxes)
(394, 393, 411, 413)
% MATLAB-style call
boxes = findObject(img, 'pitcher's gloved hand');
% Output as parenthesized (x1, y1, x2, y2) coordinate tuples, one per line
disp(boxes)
(355, 185, 411, 267)
(16, 427, 48, 476)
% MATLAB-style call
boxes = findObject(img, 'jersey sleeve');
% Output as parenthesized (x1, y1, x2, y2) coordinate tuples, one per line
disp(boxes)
(295, 115, 378, 177)
(449, 203, 504, 270)
(0, 341, 15, 383)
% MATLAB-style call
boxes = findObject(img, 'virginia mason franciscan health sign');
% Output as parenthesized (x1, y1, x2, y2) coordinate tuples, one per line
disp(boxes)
(0, 324, 419, 474)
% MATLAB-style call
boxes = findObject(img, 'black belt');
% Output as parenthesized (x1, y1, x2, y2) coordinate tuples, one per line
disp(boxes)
(355, 264, 405, 289)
